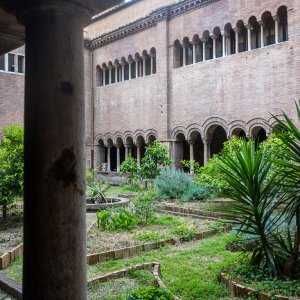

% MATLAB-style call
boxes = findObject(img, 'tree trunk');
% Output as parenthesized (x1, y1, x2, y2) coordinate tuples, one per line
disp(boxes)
(282, 207, 300, 278)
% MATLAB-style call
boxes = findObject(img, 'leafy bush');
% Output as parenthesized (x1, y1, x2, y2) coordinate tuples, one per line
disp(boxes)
(121, 156, 139, 183)
(131, 189, 158, 225)
(86, 169, 93, 185)
(96, 207, 136, 230)
(155, 168, 191, 199)
(125, 286, 173, 300)
(171, 225, 197, 240)
(0, 125, 24, 218)
(219, 139, 286, 276)
(155, 168, 209, 201)
(86, 181, 109, 203)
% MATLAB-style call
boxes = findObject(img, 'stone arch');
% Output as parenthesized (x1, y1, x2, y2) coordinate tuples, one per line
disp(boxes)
(108, 61, 115, 84)
(113, 132, 124, 146)
(149, 47, 156, 74)
(174, 132, 189, 170)
(248, 16, 261, 49)
(182, 37, 193, 65)
(96, 65, 102, 87)
(277, 6, 288, 42)
(187, 124, 203, 140)
(171, 126, 187, 141)
(174, 39, 183, 67)
(247, 118, 269, 137)
(188, 129, 204, 167)
(105, 134, 114, 147)
(94, 133, 105, 144)
(228, 121, 247, 138)
(224, 23, 236, 55)
(236, 19, 247, 52)
(142, 50, 151, 76)
(213, 26, 223, 58)
(145, 129, 158, 144)
(261, 11, 275, 46)
(202, 30, 213, 60)
(133, 130, 146, 145)
(203, 117, 228, 139)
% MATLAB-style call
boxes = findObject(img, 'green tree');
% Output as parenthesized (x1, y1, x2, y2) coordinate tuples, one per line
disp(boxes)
(0, 125, 24, 218)
(272, 102, 300, 277)
(140, 141, 172, 180)
(120, 156, 138, 183)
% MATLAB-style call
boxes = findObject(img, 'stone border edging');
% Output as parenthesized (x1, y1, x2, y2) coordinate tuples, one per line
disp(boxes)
(88, 262, 181, 300)
(86, 197, 130, 211)
(220, 272, 295, 300)
(161, 205, 231, 219)
(86, 226, 232, 265)
(0, 272, 22, 299)
(0, 244, 23, 270)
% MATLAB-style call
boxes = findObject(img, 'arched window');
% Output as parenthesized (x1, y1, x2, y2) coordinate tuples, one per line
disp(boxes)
(174, 39, 183, 67)
(205, 36, 213, 60)
(277, 6, 288, 42)
(236, 20, 248, 52)
(96, 65, 103, 87)
(183, 37, 193, 65)
(124, 63, 129, 80)
(150, 47, 156, 74)
(262, 11, 275, 46)
(213, 27, 223, 58)
(193, 34, 203, 63)
(224, 23, 236, 55)
(248, 16, 261, 49)
(131, 61, 136, 79)
(145, 56, 151, 75)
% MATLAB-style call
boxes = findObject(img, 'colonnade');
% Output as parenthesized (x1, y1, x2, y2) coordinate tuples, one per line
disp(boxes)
(174, 6, 288, 68)
(96, 48, 156, 86)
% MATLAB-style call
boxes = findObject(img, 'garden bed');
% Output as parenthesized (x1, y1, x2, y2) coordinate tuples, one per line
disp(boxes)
(86, 213, 218, 254)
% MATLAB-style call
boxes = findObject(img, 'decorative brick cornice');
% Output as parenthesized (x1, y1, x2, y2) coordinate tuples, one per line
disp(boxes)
(88, 0, 221, 50)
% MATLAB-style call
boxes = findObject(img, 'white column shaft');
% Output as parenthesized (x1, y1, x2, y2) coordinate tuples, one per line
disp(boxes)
(189, 143, 194, 174)
(213, 38, 216, 59)
(235, 31, 239, 53)
(247, 28, 252, 51)
(275, 20, 279, 44)
(107, 147, 111, 171)
(260, 25, 264, 47)
(117, 147, 120, 172)
(203, 42, 206, 61)
(192, 44, 196, 63)
(182, 47, 186, 66)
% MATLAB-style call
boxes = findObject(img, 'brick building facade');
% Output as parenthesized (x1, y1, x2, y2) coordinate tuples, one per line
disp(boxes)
(1, 0, 299, 173)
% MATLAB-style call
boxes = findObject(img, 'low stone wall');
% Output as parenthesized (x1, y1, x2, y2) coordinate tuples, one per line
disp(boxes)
(86, 226, 232, 265)
(86, 197, 130, 211)
(161, 205, 231, 219)
(0, 244, 23, 270)
(0, 272, 22, 300)
(88, 262, 180, 300)
(220, 272, 295, 300)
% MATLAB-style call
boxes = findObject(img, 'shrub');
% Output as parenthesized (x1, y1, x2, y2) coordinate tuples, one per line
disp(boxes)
(86, 169, 93, 185)
(0, 125, 24, 219)
(155, 168, 191, 199)
(86, 181, 109, 203)
(171, 225, 197, 240)
(155, 168, 209, 201)
(96, 207, 136, 230)
(121, 156, 139, 183)
(131, 189, 158, 225)
(125, 286, 173, 300)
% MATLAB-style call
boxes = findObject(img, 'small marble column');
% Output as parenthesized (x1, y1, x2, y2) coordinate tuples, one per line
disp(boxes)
(235, 29, 239, 53)
(107, 147, 111, 172)
(273, 15, 279, 44)
(259, 21, 265, 47)
(128, 63, 132, 80)
(222, 32, 226, 57)
(135, 60, 139, 77)
(4, 53, 8, 71)
(202, 42, 206, 61)
(115, 67, 118, 82)
(212, 36, 216, 59)
(203, 139, 211, 164)
(246, 24, 252, 51)
(192, 44, 196, 64)
(137, 145, 141, 166)
(125, 145, 130, 160)
(116, 146, 121, 172)
(142, 58, 146, 76)
(14, 55, 18, 73)
(121, 65, 124, 81)
(103, 70, 106, 86)
(109, 69, 112, 84)
(188, 141, 195, 174)
(182, 46, 186, 66)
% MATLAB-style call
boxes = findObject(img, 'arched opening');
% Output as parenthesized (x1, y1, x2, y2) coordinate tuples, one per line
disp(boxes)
(203, 31, 213, 60)
(150, 47, 156, 74)
(232, 128, 247, 138)
(252, 127, 267, 146)
(193, 34, 203, 63)
(174, 133, 189, 171)
(136, 135, 146, 166)
(183, 37, 193, 65)
(174, 39, 183, 68)
(262, 11, 275, 46)
(189, 131, 204, 166)
(236, 20, 248, 52)
(121, 57, 129, 81)
(106, 138, 116, 172)
(249, 16, 261, 49)
(147, 134, 156, 145)
(210, 125, 228, 156)
(277, 6, 288, 42)
(96, 139, 106, 171)
(213, 27, 223, 58)
(224, 23, 236, 55)
(96, 65, 103, 87)
(108, 62, 115, 84)
(114, 59, 121, 82)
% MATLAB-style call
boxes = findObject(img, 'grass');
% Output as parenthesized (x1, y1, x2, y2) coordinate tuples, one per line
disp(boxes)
(88, 269, 157, 299)
(105, 185, 144, 197)
(87, 214, 217, 254)
(87, 233, 239, 300)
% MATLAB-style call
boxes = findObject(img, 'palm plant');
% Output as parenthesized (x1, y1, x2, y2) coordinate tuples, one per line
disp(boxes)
(219, 140, 285, 276)
(272, 102, 300, 277)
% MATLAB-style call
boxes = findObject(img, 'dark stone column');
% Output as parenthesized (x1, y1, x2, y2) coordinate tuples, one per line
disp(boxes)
(17, 2, 89, 299)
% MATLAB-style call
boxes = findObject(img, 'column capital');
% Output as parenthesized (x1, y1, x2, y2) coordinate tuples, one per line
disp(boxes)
(272, 15, 279, 22)
(258, 20, 265, 27)
(203, 138, 212, 144)
(245, 24, 252, 30)
(187, 140, 195, 145)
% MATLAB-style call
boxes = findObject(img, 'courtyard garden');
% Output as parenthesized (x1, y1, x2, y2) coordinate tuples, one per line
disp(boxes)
(1, 104, 300, 299)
